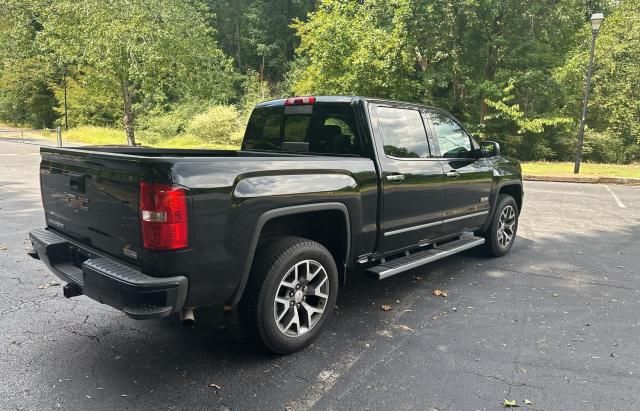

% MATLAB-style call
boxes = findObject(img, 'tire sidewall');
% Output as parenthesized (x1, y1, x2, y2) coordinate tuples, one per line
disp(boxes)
(258, 242, 338, 354)
(490, 196, 519, 256)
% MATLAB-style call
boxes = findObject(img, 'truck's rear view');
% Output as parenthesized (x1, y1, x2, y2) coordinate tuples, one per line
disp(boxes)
(29, 95, 521, 355)
(33, 150, 191, 319)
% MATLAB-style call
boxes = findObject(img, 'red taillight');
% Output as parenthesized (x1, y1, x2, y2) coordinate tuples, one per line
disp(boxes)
(139, 182, 188, 250)
(284, 96, 316, 106)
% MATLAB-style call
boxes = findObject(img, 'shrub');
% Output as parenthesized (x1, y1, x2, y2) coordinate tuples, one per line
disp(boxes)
(583, 129, 640, 164)
(186, 105, 241, 144)
(141, 100, 205, 138)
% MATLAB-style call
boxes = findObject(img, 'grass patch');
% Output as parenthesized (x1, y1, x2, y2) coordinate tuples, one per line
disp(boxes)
(154, 134, 238, 150)
(522, 161, 640, 179)
(42, 126, 126, 146)
(24, 126, 240, 150)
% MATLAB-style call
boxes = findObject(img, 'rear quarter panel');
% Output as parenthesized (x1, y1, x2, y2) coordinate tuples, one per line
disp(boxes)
(169, 156, 378, 306)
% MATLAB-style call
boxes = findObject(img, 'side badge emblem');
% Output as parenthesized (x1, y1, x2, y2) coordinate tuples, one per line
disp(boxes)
(123, 247, 138, 259)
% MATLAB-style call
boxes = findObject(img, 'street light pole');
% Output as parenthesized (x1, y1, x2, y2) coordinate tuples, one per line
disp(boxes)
(574, 13, 604, 174)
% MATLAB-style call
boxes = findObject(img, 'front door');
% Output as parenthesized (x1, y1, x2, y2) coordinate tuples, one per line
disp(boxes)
(425, 110, 493, 236)
(371, 104, 445, 253)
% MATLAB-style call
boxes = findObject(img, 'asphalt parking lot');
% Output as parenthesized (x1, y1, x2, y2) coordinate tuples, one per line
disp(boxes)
(1, 139, 639, 410)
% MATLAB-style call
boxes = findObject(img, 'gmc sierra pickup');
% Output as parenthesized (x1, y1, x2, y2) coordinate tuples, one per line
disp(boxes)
(29, 96, 523, 354)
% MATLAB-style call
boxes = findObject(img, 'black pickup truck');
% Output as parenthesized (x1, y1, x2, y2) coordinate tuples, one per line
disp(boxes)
(29, 96, 522, 354)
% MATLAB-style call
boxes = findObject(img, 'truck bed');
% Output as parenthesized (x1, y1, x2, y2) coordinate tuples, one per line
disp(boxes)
(63, 146, 344, 158)
(38, 145, 378, 307)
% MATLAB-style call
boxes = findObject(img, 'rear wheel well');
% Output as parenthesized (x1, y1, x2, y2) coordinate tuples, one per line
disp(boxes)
(256, 210, 348, 280)
(499, 184, 522, 213)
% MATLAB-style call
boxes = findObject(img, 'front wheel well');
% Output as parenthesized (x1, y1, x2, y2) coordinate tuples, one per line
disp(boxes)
(498, 184, 523, 214)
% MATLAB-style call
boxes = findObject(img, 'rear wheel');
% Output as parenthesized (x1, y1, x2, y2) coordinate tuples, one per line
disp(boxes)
(239, 236, 338, 354)
(482, 194, 519, 257)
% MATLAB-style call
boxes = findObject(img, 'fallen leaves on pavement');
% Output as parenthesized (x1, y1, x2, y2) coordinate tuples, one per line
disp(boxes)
(503, 399, 519, 407)
(524, 399, 532, 405)
(381, 304, 392, 311)
(377, 330, 393, 338)
(432, 289, 448, 297)
(38, 281, 61, 289)
(396, 325, 414, 332)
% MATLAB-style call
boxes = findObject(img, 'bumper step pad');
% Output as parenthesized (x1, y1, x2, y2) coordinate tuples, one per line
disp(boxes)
(123, 304, 173, 320)
(29, 228, 188, 320)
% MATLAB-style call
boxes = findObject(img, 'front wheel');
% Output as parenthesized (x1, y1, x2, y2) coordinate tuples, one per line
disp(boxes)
(482, 194, 519, 257)
(239, 236, 338, 354)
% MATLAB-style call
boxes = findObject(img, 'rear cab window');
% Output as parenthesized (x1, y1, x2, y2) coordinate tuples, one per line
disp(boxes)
(242, 101, 362, 156)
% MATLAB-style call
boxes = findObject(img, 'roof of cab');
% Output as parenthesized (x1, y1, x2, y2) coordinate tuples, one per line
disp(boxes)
(254, 95, 440, 112)
(255, 95, 356, 107)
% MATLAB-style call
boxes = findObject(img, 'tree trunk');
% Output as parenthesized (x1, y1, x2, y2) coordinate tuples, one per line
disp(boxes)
(233, 1, 242, 69)
(480, 98, 488, 125)
(285, 0, 294, 60)
(120, 77, 136, 146)
(480, 44, 496, 125)
(63, 71, 68, 129)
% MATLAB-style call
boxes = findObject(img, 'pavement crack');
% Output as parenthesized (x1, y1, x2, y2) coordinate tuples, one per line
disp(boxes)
(295, 374, 312, 384)
(463, 369, 543, 395)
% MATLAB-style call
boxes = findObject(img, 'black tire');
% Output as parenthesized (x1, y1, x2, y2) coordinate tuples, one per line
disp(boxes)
(238, 236, 338, 354)
(482, 194, 519, 257)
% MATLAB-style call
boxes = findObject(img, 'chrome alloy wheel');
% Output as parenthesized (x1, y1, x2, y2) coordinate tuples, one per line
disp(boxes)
(273, 259, 329, 337)
(497, 205, 516, 247)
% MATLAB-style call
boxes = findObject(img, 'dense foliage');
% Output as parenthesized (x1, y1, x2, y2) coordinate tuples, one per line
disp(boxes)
(0, 0, 637, 162)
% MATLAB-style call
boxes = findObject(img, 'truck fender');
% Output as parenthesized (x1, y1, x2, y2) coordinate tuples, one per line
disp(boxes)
(231, 202, 351, 306)
(480, 181, 523, 233)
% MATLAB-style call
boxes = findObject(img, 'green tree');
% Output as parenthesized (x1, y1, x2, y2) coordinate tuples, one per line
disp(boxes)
(40, 0, 236, 145)
(290, 0, 619, 161)
(208, 0, 314, 81)
(555, 0, 640, 163)
(290, 0, 418, 100)
(0, 0, 57, 127)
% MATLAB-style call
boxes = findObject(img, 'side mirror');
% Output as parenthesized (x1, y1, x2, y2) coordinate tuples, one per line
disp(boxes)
(480, 141, 500, 157)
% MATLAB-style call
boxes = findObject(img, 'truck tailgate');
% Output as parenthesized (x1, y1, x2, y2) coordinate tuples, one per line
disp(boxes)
(40, 149, 143, 262)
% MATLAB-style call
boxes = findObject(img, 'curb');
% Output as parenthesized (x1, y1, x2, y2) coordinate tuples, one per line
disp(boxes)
(524, 174, 640, 186)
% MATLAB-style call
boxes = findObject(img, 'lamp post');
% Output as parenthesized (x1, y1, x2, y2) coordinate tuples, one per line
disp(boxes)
(574, 12, 605, 174)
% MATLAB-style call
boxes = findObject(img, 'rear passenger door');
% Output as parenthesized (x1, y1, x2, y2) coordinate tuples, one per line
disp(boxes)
(425, 110, 493, 236)
(371, 104, 445, 253)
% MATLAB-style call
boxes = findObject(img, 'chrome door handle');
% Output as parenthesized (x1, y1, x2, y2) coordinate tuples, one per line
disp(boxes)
(446, 170, 460, 178)
(386, 174, 405, 182)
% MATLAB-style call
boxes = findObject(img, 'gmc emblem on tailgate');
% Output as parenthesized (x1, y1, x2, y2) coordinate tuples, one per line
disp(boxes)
(66, 194, 89, 210)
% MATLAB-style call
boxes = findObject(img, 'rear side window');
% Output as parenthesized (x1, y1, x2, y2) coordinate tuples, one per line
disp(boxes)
(377, 107, 430, 158)
(243, 102, 362, 156)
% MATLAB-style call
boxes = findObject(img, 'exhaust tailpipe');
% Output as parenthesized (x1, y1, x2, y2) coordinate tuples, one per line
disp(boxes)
(181, 307, 195, 327)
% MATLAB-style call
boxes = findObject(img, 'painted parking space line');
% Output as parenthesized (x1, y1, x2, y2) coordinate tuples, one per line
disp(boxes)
(604, 185, 626, 208)
(286, 352, 361, 411)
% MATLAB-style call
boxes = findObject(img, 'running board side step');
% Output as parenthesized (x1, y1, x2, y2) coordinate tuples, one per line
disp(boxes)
(367, 236, 485, 280)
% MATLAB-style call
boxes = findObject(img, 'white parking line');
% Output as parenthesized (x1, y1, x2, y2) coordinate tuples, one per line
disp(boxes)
(286, 353, 361, 410)
(604, 185, 626, 208)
